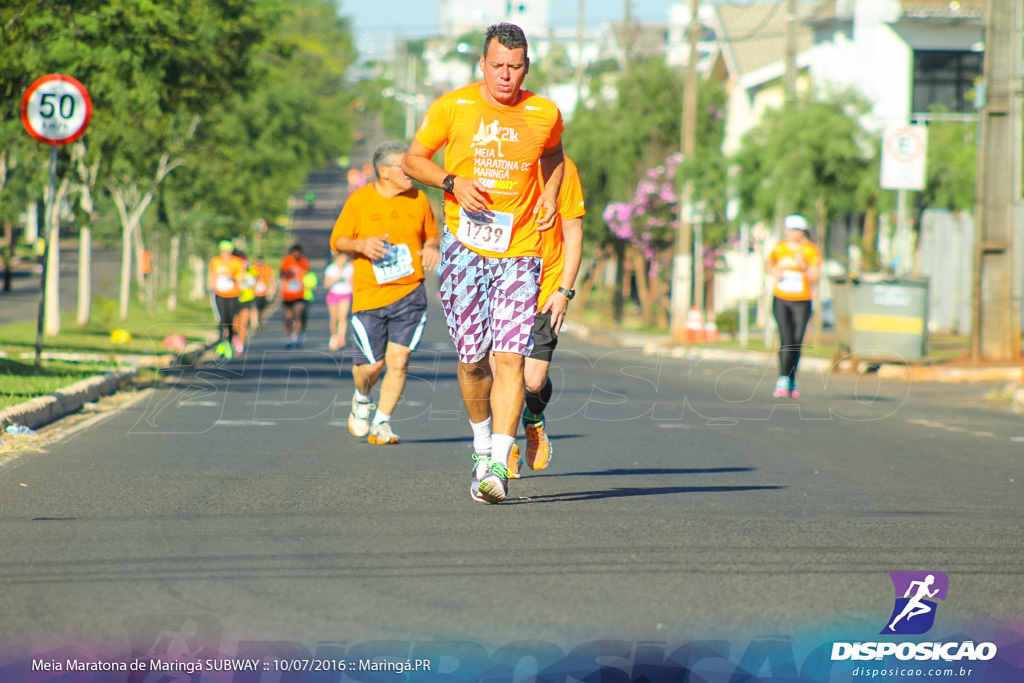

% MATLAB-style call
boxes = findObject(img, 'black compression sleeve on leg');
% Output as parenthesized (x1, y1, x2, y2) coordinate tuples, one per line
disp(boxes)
(524, 377, 553, 420)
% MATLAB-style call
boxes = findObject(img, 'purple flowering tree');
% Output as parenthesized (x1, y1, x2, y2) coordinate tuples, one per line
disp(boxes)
(602, 153, 683, 326)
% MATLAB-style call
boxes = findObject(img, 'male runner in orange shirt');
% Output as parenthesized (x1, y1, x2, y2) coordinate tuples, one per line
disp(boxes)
(280, 244, 310, 348)
(403, 22, 564, 503)
(331, 141, 439, 445)
(519, 155, 585, 473)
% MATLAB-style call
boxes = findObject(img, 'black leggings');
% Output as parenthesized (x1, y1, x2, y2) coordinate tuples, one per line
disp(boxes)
(215, 295, 239, 344)
(772, 297, 812, 381)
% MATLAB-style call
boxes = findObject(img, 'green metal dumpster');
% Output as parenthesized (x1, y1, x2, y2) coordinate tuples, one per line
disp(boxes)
(831, 276, 929, 362)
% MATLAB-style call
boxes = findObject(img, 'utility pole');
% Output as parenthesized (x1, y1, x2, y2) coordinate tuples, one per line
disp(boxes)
(670, 0, 701, 342)
(972, 0, 1023, 362)
(574, 0, 585, 104)
(783, 0, 798, 107)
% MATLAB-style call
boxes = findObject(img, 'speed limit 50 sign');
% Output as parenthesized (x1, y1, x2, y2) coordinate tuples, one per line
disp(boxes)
(21, 74, 92, 145)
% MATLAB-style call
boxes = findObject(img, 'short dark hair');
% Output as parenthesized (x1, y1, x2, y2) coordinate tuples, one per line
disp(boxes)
(290, 243, 303, 253)
(372, 141, 408, 180)
(483, 23, 528, 59)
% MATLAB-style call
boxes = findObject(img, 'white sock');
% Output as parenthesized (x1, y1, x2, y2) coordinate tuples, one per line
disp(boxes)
(492, 433, 515, 468)
(470, 417, 492, 455)
(354, 389, 372, 403)
(372, 410, 390, 425)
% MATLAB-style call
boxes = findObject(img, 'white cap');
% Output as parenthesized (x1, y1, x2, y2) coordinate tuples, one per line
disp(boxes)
(784, 214, 809, 231)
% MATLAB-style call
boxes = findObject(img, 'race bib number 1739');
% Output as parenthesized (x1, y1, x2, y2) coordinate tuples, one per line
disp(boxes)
(457, 208, 513, 253)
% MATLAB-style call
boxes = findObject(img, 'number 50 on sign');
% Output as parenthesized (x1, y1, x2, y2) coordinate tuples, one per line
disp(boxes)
(21, 74, 92, 146)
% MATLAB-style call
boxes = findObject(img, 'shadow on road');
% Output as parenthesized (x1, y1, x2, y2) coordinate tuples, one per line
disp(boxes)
(505, 484, 785, 504)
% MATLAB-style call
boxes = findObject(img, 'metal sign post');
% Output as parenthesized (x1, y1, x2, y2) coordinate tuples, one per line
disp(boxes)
(880, 124, 928, 275)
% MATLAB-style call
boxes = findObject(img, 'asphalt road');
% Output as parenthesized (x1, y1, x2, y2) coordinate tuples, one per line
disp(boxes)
(1, 273, 1022, 677)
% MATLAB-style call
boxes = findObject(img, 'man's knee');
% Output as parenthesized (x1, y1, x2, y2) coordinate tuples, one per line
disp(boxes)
(493, 352, 524, 374)
(384, 348, 411, 373)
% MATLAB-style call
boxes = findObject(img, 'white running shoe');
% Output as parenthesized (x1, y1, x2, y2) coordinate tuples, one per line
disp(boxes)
(470, 453, 490, 503)
(368, 421, 399, 445)
(348, 398, 375, 438)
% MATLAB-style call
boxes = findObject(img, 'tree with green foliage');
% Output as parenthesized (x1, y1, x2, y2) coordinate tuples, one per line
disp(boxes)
(732, 93, 873, 253)
(1, 0, 358, 326)
(565, 58, 726, 324)
(917, 115, 976, 212)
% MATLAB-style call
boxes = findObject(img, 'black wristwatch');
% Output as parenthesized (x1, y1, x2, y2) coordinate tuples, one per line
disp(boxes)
(557, 287, 576, 301)
(441, 174, 456, 194)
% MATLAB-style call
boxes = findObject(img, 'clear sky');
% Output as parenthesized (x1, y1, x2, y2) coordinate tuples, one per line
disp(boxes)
(338, 0, 681, 59)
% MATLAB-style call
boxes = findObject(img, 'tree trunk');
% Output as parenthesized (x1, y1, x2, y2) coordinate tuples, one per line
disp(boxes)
(190, 255, 206, 301)
(861, 194, 879, 273)
(119, 223, 133, 321)
(629, 246, 653, 326)
(73, 145, 101, 327)
(2, 220, 12, 293)
(612, 240, 626, 327)
(25, 202, 39, 243)
(168, 234, 180, 310)
(576, 252, 606, 311)
(77, 227, 92, 326)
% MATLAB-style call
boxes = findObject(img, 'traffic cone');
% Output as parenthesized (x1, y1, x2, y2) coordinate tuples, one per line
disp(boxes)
(684, 307, 705, 343)
(704, 319, 719, 342)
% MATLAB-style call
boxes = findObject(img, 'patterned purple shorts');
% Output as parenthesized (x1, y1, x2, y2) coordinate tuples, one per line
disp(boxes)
(439, 231, 541, 363)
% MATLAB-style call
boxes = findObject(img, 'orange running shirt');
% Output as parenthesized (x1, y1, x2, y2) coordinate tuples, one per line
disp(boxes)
(280, 254, 310, 302)
(768, 240, 822, 301)
(329, 183, 438, 313)
(537, 156, 585, 308)
(414, 82, 563, 259)
(209, 254, 246, 298)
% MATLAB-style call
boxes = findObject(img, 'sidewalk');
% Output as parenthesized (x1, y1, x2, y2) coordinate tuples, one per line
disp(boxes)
(563, 320, 1024, 405)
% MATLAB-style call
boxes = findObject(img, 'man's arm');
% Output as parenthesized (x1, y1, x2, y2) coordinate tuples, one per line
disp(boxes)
(403, 139, 491, 212)
(333, 234, 390, 262)
(539, 216, 583, 329)
(535, 143, 564, 232)
(558, 216, 584, 295)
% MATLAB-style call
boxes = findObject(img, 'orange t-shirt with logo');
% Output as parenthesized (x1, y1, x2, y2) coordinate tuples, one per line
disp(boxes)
(280, 254, 310, 302)
(329, 183, 438, 313)
(769, 240, 822, 301)
(209, 254, 246, 298)
(414, 82, 563, 259)
(537, 156, 585, 308)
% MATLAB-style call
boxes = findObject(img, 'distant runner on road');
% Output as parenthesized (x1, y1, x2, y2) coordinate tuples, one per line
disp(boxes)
(520, 155, 585, 474)
(280, 244, 310, 349)
(208, 240, 246, 360)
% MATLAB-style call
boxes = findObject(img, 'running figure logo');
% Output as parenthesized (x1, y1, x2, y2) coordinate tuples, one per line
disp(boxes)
(881, 571, 949, 635)
(471, 119, 505, 157)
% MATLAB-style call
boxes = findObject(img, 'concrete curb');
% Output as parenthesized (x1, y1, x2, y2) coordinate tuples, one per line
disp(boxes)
(0, 368, 139, 432)
(563, 321, 1023, 385)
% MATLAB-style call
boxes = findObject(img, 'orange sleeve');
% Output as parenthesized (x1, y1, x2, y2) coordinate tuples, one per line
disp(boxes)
(805, 244, 822, 266)
(414, 94, 451, 155)
(544, 109, 564, 151)
(558, 158, 585, 220)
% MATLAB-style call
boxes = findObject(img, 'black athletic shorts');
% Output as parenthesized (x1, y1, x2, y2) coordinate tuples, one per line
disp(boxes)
(528, 310, 559, 362)
(350, 284, 428, 366)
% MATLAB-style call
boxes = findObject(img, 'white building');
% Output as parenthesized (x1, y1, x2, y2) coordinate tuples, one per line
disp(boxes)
(804, 0, 984, 130)
(439, 0, 550, 43)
